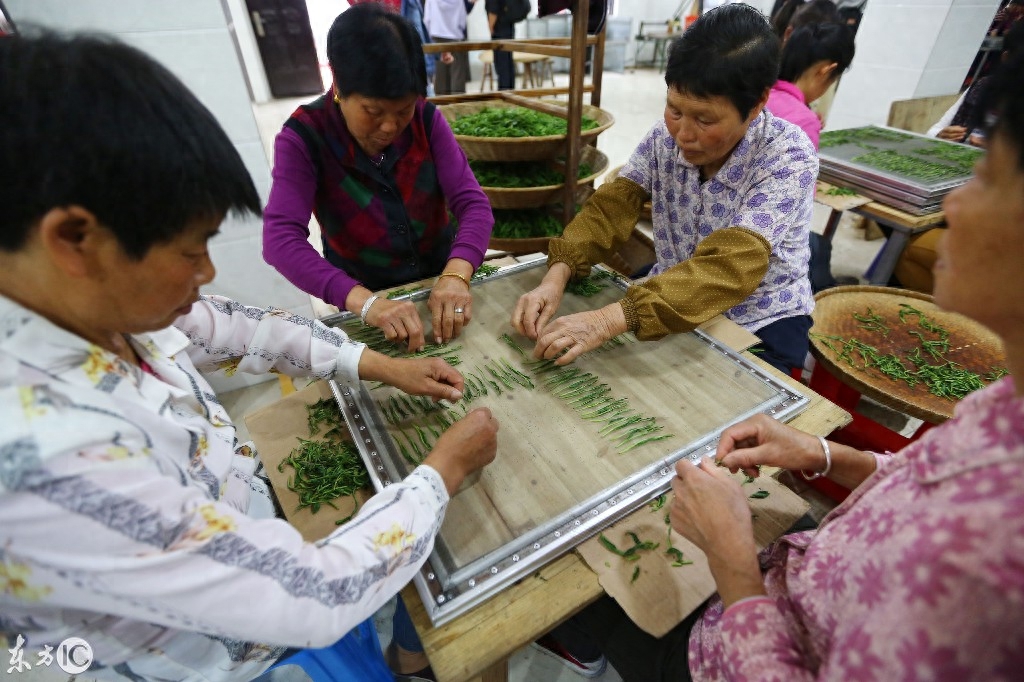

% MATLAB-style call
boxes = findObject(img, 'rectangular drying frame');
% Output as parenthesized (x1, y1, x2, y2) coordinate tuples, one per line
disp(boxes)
(326, 260, 809, 625)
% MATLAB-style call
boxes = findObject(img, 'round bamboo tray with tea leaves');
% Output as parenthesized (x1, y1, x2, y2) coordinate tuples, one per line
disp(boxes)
(441, 100, 615, 161)
(474, 147, 609, 209)
(488, 206, 569, 255)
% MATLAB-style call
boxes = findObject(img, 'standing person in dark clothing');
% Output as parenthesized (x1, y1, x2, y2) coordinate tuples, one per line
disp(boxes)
(486, 0, 515, 89)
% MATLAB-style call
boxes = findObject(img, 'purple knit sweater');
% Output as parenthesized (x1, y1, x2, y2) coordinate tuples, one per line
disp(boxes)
(263, 105, 493, 308)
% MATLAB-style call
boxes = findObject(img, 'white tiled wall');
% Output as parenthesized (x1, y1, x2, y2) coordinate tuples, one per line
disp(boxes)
(6, 0, 312, 389)
(827, 0, 1000, 131)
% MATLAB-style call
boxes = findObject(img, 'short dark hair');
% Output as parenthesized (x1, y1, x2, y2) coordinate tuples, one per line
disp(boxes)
(328, 4, 427, 99)
(789, 0, 841, 31)
(665, 4, 780, 119)
(771, 0, 841, 38)
(1002, 18, 1024, 57)
(778, 22, 855, 83)
(0, 32, 261, 259)
(983, 50, 1024, 171)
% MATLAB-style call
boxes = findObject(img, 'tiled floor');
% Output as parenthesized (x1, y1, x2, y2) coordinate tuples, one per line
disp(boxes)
(231, 67, 898, 681)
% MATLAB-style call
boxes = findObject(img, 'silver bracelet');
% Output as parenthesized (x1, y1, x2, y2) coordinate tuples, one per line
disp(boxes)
(801, 436, 833, 481)
(359, 294, 379, 326)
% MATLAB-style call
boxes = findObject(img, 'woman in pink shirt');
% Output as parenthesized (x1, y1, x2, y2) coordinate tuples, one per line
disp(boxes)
(553, 52, 1024, 681)
(765, 22, 855, 149)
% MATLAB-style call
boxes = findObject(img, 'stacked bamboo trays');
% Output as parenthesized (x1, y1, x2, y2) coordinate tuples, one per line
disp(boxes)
(441, 99, 615, 255)
(818, 125, 981, 216)
(482, 146, 609, 209)
(440, 99, 615, 161)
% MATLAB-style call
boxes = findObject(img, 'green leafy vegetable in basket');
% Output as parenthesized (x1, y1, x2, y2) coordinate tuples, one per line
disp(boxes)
(469, 160, 593, 188)
(491, 208, 565, 239)
(451, 106, 599, 138)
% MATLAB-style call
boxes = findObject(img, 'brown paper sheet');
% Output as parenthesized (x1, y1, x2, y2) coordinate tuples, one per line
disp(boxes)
(697, 314, 760, 353)
(245, 381, 371, 542)
(815, 180, 873, 212)
(576, 473, 809, 638)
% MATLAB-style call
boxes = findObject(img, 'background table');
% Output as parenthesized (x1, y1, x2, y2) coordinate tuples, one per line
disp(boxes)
(815, 180, 945, 286)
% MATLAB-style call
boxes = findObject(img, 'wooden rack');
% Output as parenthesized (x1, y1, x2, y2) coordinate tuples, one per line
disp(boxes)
(423, 3, 606, 226)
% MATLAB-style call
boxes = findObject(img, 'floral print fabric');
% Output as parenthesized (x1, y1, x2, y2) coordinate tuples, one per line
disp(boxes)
(620, 111, 817, 332)
(689, 377, 1024, 681)
(0, 294, 450, 681)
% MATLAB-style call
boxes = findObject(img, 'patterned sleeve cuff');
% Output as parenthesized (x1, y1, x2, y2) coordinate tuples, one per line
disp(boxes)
(546, 238, 592, 280)
(619, 297, 641, 334)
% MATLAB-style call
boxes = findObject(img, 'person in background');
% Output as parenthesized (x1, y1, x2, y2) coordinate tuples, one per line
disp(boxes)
(771, 0, 840, 41)
(766, 22, 855, 149)
(513, 4, 818, 376)
(485, 0, 516, 89)
(927, 18, 1023, 147)
(547, 49, 1024, 682)
(425, 0, 470, 94)
(0, 30, 499, 682)
(263, 4, 492, 353)
(766, 22, 856, 293)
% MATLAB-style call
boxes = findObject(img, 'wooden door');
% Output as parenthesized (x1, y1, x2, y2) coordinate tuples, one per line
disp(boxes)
(245, 0, 323, 98)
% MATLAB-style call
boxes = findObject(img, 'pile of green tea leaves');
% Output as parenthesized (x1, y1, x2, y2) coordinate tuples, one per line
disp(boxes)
(819, 125, 915, 149)
(277, 398, 369, 522)
(451, 106, 599, 138)
(470, 159, 593, 188)
(491, 208, 564, 239)
(850, 149, 964, 183)
(812, 304, 1009, 401)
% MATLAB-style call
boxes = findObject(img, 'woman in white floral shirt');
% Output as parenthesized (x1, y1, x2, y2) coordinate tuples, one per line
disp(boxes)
(0, 32, 498, 681)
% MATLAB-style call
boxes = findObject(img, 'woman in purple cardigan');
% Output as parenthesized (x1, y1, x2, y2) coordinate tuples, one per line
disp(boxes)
(262, 3, 493, 352)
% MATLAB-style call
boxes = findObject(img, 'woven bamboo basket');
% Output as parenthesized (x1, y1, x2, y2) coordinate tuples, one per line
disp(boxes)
(441, 100, 615, 161)
(810, 285, 1006, 424)
(606, 163, 652, 221)
(479, 147, 609, 210)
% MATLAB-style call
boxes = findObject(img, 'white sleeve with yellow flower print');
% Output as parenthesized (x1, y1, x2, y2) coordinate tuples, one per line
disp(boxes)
(0, 293, 454, 682)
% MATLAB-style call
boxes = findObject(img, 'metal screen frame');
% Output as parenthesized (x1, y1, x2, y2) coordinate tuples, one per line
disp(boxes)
(328, 261, 809, 625)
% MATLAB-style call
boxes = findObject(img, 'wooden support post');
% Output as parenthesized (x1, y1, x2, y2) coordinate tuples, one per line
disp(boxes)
(562, 0, 590, 227)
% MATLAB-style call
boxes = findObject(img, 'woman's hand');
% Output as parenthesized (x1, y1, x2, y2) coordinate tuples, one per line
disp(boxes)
(936, 125, 967, 142)
(365, 298, 426, 352)
(511, 263, 572, 340)
(427, 275, 473, 344)
(364, 355, 465, 403)
(670, 458, 765, 606)
(440, 51, 455, 65)
(423, 408, 499, 496)
(715, 414, 827, 478)
(531, 304, 627, 365)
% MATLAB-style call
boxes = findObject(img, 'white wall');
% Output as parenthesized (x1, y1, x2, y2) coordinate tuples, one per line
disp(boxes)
(828, 0, 1000, 130)
(6, 0, 314, 389)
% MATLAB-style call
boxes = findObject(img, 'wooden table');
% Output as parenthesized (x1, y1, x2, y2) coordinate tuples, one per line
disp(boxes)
(407, 352, 851, 682)
(478, 50, 554, 91)
(815, 181, 946, 286)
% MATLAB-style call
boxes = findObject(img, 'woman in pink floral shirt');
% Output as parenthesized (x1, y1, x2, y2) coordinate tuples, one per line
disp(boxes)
(556, 52, 1024, 682)
(676, 52, 1024, 681)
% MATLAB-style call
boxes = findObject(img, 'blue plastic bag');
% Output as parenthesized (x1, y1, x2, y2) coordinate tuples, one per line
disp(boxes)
(270, 618, 393, 682)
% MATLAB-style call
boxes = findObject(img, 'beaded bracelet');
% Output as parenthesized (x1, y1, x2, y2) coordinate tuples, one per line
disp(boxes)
(437, 271, 470, 287)
(360, 294, 380, 326)
(801, 436, 833, 481)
